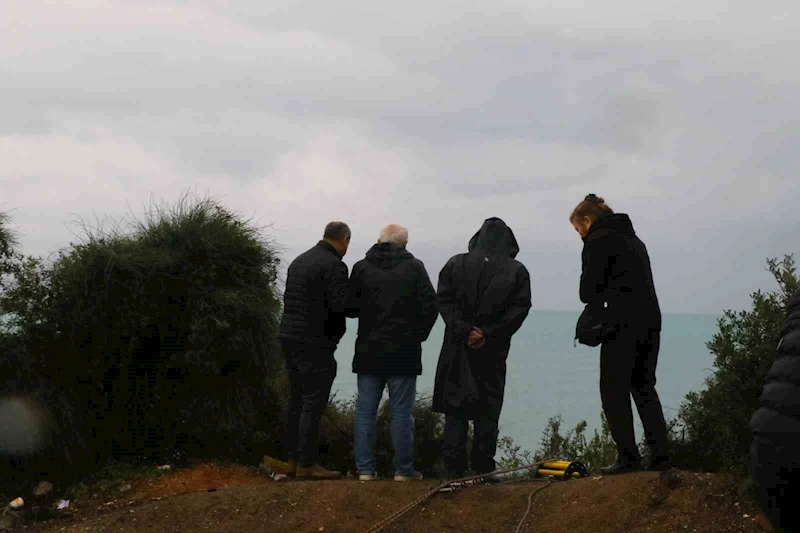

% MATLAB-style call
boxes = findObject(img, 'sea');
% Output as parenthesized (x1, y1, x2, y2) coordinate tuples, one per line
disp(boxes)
(331, 311, 720, 455)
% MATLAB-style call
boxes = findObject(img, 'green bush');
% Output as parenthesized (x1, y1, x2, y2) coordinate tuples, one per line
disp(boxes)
(673, 255, 798, 473)
(0, 193, 286, 479)
(320, 392, 447, 477)
(498, 414, 617, 475)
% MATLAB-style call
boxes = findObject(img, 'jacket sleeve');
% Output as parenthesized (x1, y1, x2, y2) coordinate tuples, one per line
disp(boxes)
(479, 264, 532, 342)
(415, 261, 439, 342)
(437, 257, 472, 343)
(345, 263, 362, 318)
(324, 260, 350, 314)
(579, 233, 616, 304)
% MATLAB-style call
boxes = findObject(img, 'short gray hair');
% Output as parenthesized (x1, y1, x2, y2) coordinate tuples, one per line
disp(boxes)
(378, 224, 408, 246)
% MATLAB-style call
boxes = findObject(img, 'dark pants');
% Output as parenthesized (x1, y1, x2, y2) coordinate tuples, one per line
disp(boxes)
(442, 355, 506, 476)
(443, 410, 501, 476)
(282, 340, 337, 468)
(600, 328, 668, 463)
(752, 433, 800, 532)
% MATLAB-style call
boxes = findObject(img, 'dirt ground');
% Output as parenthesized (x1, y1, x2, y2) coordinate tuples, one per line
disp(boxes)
(13, 463, 774, 533)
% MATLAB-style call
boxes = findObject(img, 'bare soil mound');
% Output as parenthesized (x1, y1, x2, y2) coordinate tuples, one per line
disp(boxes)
(17, 463, 773, 533)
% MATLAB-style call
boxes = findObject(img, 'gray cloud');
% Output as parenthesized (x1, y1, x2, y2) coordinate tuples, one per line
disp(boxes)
(2, 1, 800, 315)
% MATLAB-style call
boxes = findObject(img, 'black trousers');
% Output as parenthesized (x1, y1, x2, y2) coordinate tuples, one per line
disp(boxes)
(282, 340, 337, 468)
(752, 433, 800, 532)
(443, 410, 501, 476)
(600, 328, 668, 463)
(442, 356, 506, 476)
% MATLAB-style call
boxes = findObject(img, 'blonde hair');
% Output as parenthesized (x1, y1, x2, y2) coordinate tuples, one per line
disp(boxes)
(570, 194, 614, 223)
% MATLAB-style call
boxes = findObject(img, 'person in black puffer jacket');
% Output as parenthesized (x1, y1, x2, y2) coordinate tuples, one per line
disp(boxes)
(750, 294, 800, 532)
(571, 194, 670, 475)
(278, 221, 351, 480)
(346, 224, 438, 481)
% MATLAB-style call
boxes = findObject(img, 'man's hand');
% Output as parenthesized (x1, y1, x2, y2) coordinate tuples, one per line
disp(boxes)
(468, 327, 485, 349)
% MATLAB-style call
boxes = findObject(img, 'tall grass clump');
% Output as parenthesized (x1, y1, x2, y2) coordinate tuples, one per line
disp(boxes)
(0, 192, 286, 488)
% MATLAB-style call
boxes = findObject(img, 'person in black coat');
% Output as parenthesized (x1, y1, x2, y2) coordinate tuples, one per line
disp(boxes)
(432, 217, 532, 481)
(750, 293, 800, 532)
(346, 224, 438, 481)
(278, 221, 351, 479)
(571, 194, 670, 474)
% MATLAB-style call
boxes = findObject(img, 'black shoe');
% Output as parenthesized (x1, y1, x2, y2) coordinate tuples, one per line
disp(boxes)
(648, 456, 672, 471)
(481, 474, 504, 485)
(600, 460, 642, 475)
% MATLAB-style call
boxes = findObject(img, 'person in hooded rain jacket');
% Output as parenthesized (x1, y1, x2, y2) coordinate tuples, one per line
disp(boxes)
(749, 293, 800, 532)
(432, 217, 532, 481)
(346, 224, 438, 482)
(570, 194, 670, 475)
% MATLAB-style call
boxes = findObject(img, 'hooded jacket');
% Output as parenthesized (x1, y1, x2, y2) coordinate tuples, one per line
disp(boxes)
(432, 218, 532, 415)
(750, 294, 800, 435)
(346, 242, 438, 376)
(579, 213, 662, 333)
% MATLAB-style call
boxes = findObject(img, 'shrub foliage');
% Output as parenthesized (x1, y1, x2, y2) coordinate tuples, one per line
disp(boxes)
(674, 255, 798, 472)
(1, 193, 286, 483)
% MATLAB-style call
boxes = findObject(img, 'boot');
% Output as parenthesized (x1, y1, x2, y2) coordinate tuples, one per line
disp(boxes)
(296, 464, 342, 480)
(648, 456, 672, 471)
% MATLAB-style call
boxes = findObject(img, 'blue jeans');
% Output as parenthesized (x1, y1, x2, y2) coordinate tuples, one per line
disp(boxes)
(354, 375, 417, 476)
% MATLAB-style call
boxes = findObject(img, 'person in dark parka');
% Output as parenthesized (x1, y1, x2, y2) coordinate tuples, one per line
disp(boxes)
(432, 217, 532, 481)
(571, 194, 670, 475)
(278, 221, 351, 480)
(346, 224, 439, 481)
(750, 293, 800, 532)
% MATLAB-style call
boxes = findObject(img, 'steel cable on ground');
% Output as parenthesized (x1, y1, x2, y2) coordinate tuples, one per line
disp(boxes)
(513, 480, 555, 533)
(360, 459, 562, 533)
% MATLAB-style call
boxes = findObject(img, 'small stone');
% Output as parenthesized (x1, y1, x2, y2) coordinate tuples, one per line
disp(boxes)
(33, 481, 54, 498)
(743, 514, 750, 518)
(319, 528, 324, 532)
(119, 485, 132, 493)
(8, 497, 24, 509)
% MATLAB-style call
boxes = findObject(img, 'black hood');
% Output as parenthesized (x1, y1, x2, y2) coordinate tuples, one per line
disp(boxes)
(585, 213, 636, 241)
(365, 242, 414, 269)
(468, 217, 520, 258)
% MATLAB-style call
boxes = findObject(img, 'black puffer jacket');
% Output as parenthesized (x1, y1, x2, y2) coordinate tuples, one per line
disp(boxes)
(278, 241, 349, 349)
(750, 294, 800, 435)
(346, 243, 438, 376)
(579, 213, 661, 332)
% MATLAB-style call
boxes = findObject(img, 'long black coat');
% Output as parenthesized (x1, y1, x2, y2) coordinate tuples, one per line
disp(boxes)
(432, 218, 532, 417)
(278, 241, 349, 350)
(750, 294, 800, 435)
(346, 243, 438, 376)
(579, 213, 661, 333)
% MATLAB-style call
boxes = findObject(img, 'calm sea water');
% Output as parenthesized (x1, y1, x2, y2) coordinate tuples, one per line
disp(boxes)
(332, 311, 720, 454)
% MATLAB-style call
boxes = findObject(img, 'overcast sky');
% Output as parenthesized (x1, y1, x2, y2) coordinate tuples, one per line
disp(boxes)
(2, 1, 799, 314)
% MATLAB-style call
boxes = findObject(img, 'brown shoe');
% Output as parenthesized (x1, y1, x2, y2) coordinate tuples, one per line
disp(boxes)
(286, 459, 297, 478)
(296, 464, 342, 480)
